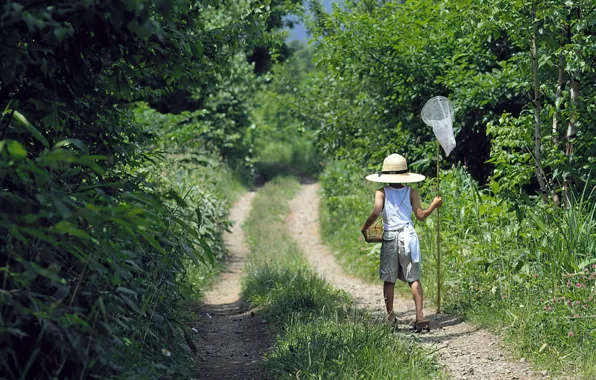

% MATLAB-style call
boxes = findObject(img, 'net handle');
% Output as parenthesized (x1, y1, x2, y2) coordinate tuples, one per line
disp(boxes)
(436, 141, 441, 314)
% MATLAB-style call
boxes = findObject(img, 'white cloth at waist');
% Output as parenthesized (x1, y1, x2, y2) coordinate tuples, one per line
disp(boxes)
(385, 223, 420, 263)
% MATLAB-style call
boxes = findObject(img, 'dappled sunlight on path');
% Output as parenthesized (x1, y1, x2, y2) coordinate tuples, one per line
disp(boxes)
(194, 191, 272, 380)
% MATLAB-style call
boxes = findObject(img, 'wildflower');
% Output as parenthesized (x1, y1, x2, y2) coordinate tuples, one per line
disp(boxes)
(574, 314, 580, 318)
(576, 282, 583, 288)
(584, 268, 589, 272)
(552, 297, 557, 303)
(568, 331, 573, 337)
(566, 300, 573, 307)
(502, 295, 508, 300)
(546, 306, 552, 311)
(589, 296, 593, 302)
(590, 273, 596, 280)
(540, 298, 544, 302)
(161, 348, 172, 357)
(592, 264, 596, 269)
(533, 273, 539, 279)
(574, 301, 581, 306)
(567, 280, 572, 286)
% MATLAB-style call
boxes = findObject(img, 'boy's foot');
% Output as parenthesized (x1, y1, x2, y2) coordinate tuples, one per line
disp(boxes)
(412, 320, 430, 332)
(385, 311, 398, 327)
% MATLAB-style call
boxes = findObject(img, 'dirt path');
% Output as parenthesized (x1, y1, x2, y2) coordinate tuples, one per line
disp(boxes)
(287, 182, 541, 380)
(194, 191, 270, 380)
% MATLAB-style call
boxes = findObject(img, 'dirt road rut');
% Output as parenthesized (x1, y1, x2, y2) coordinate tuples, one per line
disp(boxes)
(195, 191, 270, 380)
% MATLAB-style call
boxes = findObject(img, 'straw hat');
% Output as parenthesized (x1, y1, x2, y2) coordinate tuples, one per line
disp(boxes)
(365, 154, 425, 183)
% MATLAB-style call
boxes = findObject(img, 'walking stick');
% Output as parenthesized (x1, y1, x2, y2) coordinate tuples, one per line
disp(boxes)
(436, 142, 441, 314)
(421, 96, 456, 315)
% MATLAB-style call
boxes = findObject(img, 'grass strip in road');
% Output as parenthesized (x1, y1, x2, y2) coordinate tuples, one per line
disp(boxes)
(241, 177, 442, 379)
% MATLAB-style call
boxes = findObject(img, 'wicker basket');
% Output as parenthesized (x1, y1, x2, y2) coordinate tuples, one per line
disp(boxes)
(365, 222, 383, 243)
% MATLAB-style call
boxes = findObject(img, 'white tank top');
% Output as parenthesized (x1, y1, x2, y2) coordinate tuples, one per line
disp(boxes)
(382, 186, 412, 231)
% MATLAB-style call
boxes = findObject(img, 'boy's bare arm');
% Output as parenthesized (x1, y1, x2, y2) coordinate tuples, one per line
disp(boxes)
(411, 189, 442, 221)
(360, 189, 384, 234)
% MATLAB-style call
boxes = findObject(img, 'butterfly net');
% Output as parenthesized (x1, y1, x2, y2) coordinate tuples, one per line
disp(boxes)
(421, 96, 456, 156)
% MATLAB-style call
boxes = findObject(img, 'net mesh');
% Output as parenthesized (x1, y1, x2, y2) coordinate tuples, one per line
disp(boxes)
(421, 96, 456, 156)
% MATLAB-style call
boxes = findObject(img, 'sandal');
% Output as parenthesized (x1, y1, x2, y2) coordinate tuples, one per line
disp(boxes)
(385, 311, 398, 326)
(412, 320, 430, 332)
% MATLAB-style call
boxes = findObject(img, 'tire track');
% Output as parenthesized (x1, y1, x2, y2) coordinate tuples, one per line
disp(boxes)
(194, 191, 271, 380)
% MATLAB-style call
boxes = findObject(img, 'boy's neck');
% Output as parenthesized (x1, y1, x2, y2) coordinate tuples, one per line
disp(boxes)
(389, 184, 405, 189)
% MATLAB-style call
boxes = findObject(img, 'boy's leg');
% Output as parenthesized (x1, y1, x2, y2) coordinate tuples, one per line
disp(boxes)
(408, 280, 424, 321)
(383, 281, 395, 315)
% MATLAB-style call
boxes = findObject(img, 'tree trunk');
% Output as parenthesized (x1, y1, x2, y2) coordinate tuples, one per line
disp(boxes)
(552, 55, 566, 139)
(566, 77, 579, 158)
(552, 19, 568, 206)
(532, 0, 548, 197)
(564, 4, 582, 206)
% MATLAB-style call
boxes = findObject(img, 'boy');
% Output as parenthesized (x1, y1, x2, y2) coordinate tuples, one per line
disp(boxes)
(360, 154, 442, 329)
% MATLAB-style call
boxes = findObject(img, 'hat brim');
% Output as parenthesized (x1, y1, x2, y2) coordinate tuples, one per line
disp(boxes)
(365, 172, 426, 183)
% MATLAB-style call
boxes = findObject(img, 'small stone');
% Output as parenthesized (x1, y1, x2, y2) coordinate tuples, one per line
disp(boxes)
(541, 370, 548, 376)
(520, 357, 526, 363)
(244, 338, 251, 342)
(466, 367, 474, 375)
(251, 311, 255, 317)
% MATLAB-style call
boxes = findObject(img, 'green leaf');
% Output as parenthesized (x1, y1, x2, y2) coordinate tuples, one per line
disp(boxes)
(12, 111, 49, 148)
(120, 295, 142, 314)
(116, 287, 138, 296)
(16, 257, 66, 284)
(54, 139, 89, 154)
(53, 221, 92, 240)
(137, 229, 166, 254)
(6, 140, 27, 159)
(578, 258, 596, 270)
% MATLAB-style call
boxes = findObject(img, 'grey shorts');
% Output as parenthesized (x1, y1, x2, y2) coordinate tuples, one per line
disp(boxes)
(379, 229, 421, 283)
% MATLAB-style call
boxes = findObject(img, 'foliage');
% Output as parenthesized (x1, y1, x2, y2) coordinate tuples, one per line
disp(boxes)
(0, 110, 234, 378)
(241, 177, 441, 379)
(251, 42, 322, 179)
(297, 0, 595, 193)
(0, 0, 285, 378)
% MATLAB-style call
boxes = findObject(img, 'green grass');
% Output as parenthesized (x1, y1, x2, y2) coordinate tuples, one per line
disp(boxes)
(241, 176, 442, 379)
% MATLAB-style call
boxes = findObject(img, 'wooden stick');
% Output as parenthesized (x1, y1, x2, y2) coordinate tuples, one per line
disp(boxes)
(436, 141, 441, 314)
